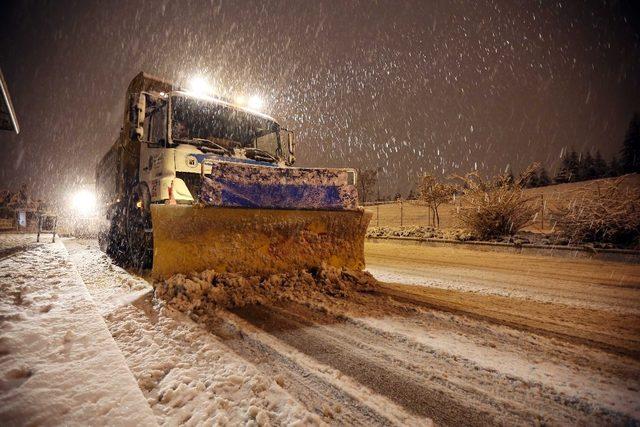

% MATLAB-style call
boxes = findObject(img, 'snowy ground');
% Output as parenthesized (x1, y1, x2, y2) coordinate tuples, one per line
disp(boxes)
(64, 240, 331, 426)
(2, 234, 639, 426)
(0, 234, 156, 426)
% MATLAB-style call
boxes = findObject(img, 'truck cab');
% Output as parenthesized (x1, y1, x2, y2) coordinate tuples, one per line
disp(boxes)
(136, 90, 295, 204)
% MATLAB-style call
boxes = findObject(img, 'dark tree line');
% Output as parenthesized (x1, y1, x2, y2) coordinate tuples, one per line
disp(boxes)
(621, 112, 640, 174)
(0, 184, 47, 219)
(553, 149, 614, 184)
(546, 113, 639, 186)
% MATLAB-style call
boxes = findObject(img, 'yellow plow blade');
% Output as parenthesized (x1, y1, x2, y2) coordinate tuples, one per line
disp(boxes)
(150, 205, 372, 279)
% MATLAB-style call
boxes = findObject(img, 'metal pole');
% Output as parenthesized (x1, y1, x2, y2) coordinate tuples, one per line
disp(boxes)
(52, 217, 58, 243)
(377, 166, 381, 227)
(540, 194, 544, 230)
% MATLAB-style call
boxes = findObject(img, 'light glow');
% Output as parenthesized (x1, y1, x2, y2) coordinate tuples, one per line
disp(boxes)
(234, 94, 247, 106)
(188, 76, 213, 96)
(71, 189, 96, 217)
(247, 95, 263, 111)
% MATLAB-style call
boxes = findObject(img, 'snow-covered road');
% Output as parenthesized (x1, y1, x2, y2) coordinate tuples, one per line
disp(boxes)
(2, 234, 639, 426)
(366, 240, 640, 314)
(77, 238, 640, 425)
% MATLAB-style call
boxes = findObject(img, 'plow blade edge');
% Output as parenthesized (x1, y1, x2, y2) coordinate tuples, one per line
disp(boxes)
(150, 205, 372, 279)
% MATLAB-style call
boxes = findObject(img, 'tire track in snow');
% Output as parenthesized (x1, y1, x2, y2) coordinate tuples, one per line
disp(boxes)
(64, 238, 640, 425)
(375, 284, 640, 359)
(232, 304, 497, 426)
(198, 309, 425, 426)
(233, 300, 638, 425)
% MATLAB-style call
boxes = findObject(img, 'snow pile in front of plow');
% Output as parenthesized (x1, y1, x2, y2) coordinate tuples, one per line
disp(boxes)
(155, 265, 378, 311)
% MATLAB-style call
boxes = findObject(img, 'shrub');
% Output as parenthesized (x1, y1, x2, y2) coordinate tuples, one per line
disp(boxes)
(454, 165, 540, 239)
(553, 178, 640, 246)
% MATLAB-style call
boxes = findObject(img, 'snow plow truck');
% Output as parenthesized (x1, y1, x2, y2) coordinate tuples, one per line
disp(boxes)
(96, 72, 371, 279)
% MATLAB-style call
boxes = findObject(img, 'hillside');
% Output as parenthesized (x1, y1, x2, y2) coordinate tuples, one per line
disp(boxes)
(367, 174, 640, 232)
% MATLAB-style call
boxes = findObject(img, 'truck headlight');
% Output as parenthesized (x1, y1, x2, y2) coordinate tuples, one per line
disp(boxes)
(71, 189, 97, 217)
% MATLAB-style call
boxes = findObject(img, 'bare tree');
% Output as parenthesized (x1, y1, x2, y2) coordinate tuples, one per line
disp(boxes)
(8, 184, 30, 208)
(417, 174, 456, 228)
(0, 189, 11, 207)
(357, 169, 378, 203)
(519, 162, 540, 188)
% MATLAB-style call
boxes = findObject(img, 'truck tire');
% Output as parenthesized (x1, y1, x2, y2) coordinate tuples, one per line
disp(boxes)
(126, 184, 153, 270)
(104, 203, 129, 264)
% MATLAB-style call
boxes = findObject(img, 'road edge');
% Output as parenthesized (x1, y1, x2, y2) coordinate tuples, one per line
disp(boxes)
(366, 236, 640, 263)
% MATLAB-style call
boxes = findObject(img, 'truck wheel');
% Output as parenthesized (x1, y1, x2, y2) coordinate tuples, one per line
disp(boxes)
(105, 203, 129, 264)
(126, 185, 153, 270)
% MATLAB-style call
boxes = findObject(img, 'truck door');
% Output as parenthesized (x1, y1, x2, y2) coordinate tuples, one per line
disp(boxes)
(139, 97, 168, 200)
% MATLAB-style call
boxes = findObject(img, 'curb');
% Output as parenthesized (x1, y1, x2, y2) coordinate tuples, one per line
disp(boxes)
(365, 236, 640, 264)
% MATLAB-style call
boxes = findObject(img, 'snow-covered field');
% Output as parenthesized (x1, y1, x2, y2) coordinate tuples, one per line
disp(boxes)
(2, 233, 640, 426)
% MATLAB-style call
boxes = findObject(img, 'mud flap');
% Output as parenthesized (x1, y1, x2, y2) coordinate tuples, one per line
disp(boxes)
(150, 205, 372, 279)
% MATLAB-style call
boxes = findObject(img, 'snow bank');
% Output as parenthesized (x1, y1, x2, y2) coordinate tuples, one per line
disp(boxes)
(367, 225, 477, 241)
(0, 235, 156, 426)
(106, 301, 323, 426)
(64, 239, 151, 315)
(155, 265, 377, 312)
(66, 240, 322, 426)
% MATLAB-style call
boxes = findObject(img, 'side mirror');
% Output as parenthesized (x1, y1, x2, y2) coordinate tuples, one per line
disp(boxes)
(150, 138, 165, 148)
(287, 131, 295, 165)
(131, 93, 146, 140)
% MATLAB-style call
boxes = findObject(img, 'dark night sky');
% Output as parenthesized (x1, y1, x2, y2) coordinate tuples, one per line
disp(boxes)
(1, 0, 639, 199)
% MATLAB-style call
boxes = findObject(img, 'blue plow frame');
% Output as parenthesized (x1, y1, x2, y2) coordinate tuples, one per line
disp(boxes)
(198, 159, 359, 211)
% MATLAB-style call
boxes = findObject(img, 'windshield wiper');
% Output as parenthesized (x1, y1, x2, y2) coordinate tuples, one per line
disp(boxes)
(173, 138, 230, 156)
(244, 147, 278, 163)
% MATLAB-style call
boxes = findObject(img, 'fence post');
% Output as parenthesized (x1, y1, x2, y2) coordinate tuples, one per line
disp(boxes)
(400, 201, 404, 227)
(540, 194, 544, 230)
(376, 204, 380, 227)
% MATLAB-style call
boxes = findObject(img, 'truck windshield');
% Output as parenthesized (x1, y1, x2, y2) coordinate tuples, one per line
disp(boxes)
(170, 95, 282, 160)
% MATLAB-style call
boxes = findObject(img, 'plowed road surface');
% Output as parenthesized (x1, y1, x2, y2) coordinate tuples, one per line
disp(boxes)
(65, 239, 640, 426)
